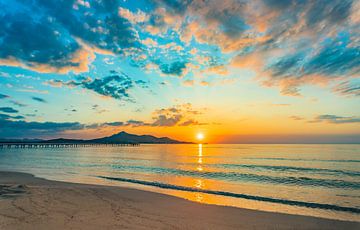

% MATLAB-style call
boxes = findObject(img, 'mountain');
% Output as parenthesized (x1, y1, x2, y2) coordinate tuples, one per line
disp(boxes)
(90, 131, 188, 144)
(0, 131, 189, 144)
(42, 138, 86, 144)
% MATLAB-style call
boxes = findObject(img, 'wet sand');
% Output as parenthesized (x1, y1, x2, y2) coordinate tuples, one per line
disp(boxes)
(0, 171, 359, 230)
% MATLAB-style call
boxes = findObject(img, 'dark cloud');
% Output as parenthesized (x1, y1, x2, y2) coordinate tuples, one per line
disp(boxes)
(0, 12, 80, 69)
(311, 115, 360, 124)
(155, 0, 193, 14)
(151, 114, 182, 126)
(91, 104, 108, 114)
(104, 121, 125, 126)
(0, 119, 84, 138)
(304, 37, 360, 77)
(126, 120, 148, 126)
(134, 80, 148, 88)
(45, 72, 148, 101)
(80, 75, 134, 100)
(10, 101, 27, 107)
(0, 93, 9, 99)
(267, 52, 305, 78)
(0, 2, 79, 67)
(0, 113, 24, 120)
(0, 0, 140, 72)
(158, 61, 187, 76)
(333, 80, 360, 97)
(32, 97, 47, 103)
(0, 107, 18, 113)
(305, 0, 353, 26)
(262, 0, 295, 10)
(0, 108, 85, 138)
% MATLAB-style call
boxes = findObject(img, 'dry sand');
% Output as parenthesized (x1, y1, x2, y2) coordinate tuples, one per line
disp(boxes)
(0, 171, 359, 230)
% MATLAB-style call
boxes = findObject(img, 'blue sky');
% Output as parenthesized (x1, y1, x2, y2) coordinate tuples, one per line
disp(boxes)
(0, 0, 359, 143)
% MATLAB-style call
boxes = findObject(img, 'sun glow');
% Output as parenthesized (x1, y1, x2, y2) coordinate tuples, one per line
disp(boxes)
(196, 133, 204, 141)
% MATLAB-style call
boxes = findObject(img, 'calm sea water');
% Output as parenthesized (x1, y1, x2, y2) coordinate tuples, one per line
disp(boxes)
(0, 144, 359, 221)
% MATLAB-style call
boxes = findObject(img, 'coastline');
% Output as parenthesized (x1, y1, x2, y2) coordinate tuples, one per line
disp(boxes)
(0, 171, 359, 229)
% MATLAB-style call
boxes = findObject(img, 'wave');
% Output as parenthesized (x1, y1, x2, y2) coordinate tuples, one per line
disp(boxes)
(110, 164, 360, 190)
(99, 176, 360, 214)
(214, 164, 360, 177)
(244, 157, 360, 163)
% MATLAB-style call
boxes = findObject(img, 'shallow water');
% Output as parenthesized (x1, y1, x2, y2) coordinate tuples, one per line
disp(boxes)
(0, 144, 359, 221)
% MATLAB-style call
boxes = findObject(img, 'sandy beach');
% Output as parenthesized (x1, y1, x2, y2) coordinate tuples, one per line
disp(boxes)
(0, 171, 358, 230)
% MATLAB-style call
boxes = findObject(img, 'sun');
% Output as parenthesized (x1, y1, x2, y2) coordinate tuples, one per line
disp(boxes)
(196, 133, 204, 141)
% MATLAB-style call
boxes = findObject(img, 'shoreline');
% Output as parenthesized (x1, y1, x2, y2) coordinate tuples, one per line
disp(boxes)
(0, 171, 359, 230)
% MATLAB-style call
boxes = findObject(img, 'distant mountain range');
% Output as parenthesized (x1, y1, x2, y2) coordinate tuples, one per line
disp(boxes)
(0, 131, 190, 144)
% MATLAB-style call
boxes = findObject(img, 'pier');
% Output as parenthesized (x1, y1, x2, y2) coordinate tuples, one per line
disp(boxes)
(0, 143, 140, 148)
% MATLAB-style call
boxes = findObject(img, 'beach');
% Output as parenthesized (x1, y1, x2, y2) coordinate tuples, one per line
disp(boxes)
(0, 171, 358, 230)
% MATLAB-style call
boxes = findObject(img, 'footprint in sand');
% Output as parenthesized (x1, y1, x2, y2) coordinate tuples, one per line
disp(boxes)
(0, 184, 27, 199)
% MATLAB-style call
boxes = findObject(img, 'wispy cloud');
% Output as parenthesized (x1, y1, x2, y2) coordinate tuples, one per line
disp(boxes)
(0, 93, 9, 99)
(310, 115, 360, 124)
(289, 116, 305, 121)
(0, 107, 18, 113)
(32, 97, 47, 103)
(10, 101, 27, 107)
(333, 80, 360, 97)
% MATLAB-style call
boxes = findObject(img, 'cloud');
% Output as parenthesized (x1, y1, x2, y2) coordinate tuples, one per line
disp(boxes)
(289, 116, 305, 121)
(126, 120, 148, 126)
(118, 7, 149, 24)
(91, 104, 109, 114)
(0, 93, 9, 99)
(0, 102, 207, 138)
(151, 114, 182, 126)
(10, 101, 27, 107)
(333, 80, 360, 97)
(269, 103, 290, 107)
(182, 80, 195, 87)
(0, 119, 85, 138)
(158, 61, 187, 76)
(150, 0, 359, 95)
(0, 113, 24, 121)
(45, 71, 147, 101)
(178, 119, 204, 126)
(0, 110, 87, 138)
(79, 75, 134, 100)
(32, 97, 47, 103)
(0, 107, 18, 113)
(1, 0, 358, 96)
(90, 103, 208, 128)
(103, 121, 125, 127)
(0, 0, 140, 73)
(149, 103, 206, 127)
(17, 88, 49, 94)
(311, 115, 360, 124)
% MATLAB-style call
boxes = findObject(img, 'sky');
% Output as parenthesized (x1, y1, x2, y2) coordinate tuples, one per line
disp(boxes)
(0, 0, 359, 143)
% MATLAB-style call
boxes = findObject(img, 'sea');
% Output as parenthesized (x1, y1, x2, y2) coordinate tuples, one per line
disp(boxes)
(0, 144, 359, 221)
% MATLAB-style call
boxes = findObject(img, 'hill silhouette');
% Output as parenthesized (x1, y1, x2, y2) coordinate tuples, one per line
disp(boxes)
(0, 131, 189, 144)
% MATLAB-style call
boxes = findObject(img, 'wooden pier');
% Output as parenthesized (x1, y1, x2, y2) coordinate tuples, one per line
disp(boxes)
(0, 143, 140, 148)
